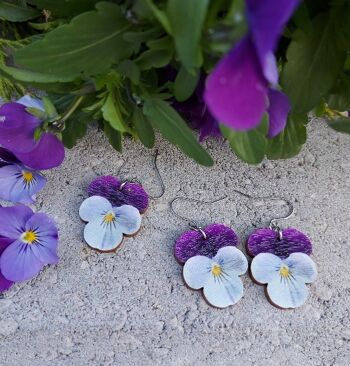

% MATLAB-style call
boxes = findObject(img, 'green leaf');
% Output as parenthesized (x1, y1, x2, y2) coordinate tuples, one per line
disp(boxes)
(135, 48, 173, 70)
(102, 93, 129, 133)
(14, 2, 133, 82)
(132, 107, 155, 148)
(174, 67, 200, 102)
(282, 13, 345, 113)
(0, 1, 39, 22)
(117, 60, 140, 85)
(26, 0, 98, 17)
(220, 116, 268, 164)
(327, 74, 350, 111)
(143, 98, 213, 166)
(327, 117, 350, 135)
(62, 113, 89, 148)
(103, 120, 122, 152)
(167, 0, 209, 72)
(144, 0, 172, 35)
(267, 114, 308, 159)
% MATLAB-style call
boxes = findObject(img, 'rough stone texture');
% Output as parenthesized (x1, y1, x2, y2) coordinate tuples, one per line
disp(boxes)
(0, 118, 349, 366)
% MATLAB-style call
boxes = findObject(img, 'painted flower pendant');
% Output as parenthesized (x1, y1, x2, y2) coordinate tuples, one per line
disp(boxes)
(247, 227, 317, 309)
(79, 196, 142, 252)
(175, 224, 247, 308)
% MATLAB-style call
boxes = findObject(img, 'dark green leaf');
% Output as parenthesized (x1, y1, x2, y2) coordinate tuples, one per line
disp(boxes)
(167, 0, 209, 72)
(104, 120, 122, 152)
(14, 2, 133, 81)
(136, 48, 172, 70)
(174, 67, 200, 102)
(327, 117, 350, 134)
(267, 114, 308, 159)
(132, 107, 155, 148)
(117, 60, 140, 85)
(220, 116, 268, 164)
(144, 0, 172, 34)
(327, 74, 350, 111)
(282, 14, 345, 113)
(102, 93, 129, 133)
(26, 0, 98, 17)
(143, 98, 213, 166)
(0, 1, 39, 22)
(62, 113, 89, 148)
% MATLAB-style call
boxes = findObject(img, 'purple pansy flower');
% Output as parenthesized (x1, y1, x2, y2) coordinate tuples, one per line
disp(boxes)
(0, 96, 65, 170)
(0, 205, 59, 284)
(204, 0, 299, 137)
(0, 147, 46, 203)
(0, 235, 14, 292)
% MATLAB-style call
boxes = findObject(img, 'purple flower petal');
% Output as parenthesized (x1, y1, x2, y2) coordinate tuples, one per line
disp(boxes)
(0, 147, 20, 164)
(0, 271, 13, 292)
(14, 133, 65, 170)
(0, 205, 33, 240)
(204, 37, 268, 130)
(0, 237, 14, 255)
(246, 0, 300, 84)
(267, 89, 290, 138)
(0, 103, 41, 153)
(247, 227, 312, 259)
(174, 224, 238, 263)
(88, 176, 149, 213)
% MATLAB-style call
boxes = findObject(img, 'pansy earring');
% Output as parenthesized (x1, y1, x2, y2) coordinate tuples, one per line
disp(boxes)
(247, 199, 317, 309)
(171, 196, 248, 309)
(79, 150, 164, 252)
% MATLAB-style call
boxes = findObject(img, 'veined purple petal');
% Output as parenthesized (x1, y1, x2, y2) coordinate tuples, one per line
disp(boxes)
(0, 237, 14, 255)
(0, 271, 13, 292)
(246, 0, 300, 84)
(267, 89, 290, 138)
(204, 37, 268, 130)
(14, 133, 65, 170)
(0, 102, 41, 153)
(0, 147, 20, 164)
(0, 205, 33, 240)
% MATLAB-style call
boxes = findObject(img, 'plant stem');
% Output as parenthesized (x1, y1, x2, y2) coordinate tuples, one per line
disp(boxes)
(61, 95, 84, 123)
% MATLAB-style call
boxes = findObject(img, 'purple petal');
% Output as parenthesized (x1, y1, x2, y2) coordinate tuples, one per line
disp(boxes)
(204, 37, 268, 130)
(0, 147, 20, 164)
(0, 237, 14, 255)
(174, 224, 238, 263)
(247, 227, 312, 259)
(246, 0, 300, 84)
(0, 102, 41, 153)
(0, 205, 33, 240)
(14, 133, 65, 170)
(267, 89, 290, 138)
(0, 270, 13, 292)
(88, 176, 149, 213)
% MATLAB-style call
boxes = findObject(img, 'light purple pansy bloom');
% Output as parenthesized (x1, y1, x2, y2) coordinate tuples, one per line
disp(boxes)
(0, 205, 59, 283)
(205, 0, 299, 137)
(0, 147, 46, 203)
(0, 235, 14, 292)
(0, 95, 65, 170)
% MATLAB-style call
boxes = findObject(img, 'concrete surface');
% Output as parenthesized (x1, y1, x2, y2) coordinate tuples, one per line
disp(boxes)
(0, 118, 349, 366)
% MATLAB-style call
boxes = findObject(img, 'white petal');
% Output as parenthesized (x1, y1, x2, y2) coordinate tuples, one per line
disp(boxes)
(284, 253, 317, 283)
(84, 216, 123, 251)
(183, 256, 213, 289)
(267, 276, 309, 309)
(79, 196, 112, 222)
(17, 95, 44, 111)
(251, 253, 282, 284)
(203, 273, 244, 308)
(113, 205, 141, 235)
(214, 246, 248, 276)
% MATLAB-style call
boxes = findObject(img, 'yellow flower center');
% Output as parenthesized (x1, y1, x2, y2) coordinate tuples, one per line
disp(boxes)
(211, 264, 222, 277)
(279, 266, 290, 278)
(22, 230, 37, 244)
(104, 212, 115, 223)
(22, 171, 34, 183)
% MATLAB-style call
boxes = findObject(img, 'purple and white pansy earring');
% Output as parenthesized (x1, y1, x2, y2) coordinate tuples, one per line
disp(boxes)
(247, 200, 317, 309)
(79, 150, 164, 252)
(171, 196, 248, 309)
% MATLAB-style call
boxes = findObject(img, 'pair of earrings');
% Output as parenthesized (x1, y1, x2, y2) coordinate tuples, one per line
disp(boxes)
(172, 195, 317, 309)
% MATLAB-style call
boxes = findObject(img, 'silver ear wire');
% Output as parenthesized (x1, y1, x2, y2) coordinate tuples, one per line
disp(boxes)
(169, 195, 227, 239)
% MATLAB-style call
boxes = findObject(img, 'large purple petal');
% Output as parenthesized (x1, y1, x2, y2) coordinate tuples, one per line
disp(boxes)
(0, 164, 21, 202)
(0, 102, 41, 153)
(246, 0, 300, 84)
(14, 133, 65, 170)
(204, 37, 268, 130)
(247, 227, 312, 259)
(0, 147, 20, 164)
(0, 205, 33, 240)
(267, 89, 290, 138)
(0, 271, 13, 292)
(174, 224, 238, 263)
(0, 237, 14, 255)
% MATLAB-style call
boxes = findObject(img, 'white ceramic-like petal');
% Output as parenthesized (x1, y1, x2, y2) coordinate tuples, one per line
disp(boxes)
(84, 216, 123, 251)
(284, 253, 317, 283)
(79, 196, 112, 222)
(267, 276, 309, 309)
(203, 273, 244, 308)
(113, 205, 141, 235)
(214, 246, 248, 276)
(183, 256, 213, 290)
(251, 253, 282, 284)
